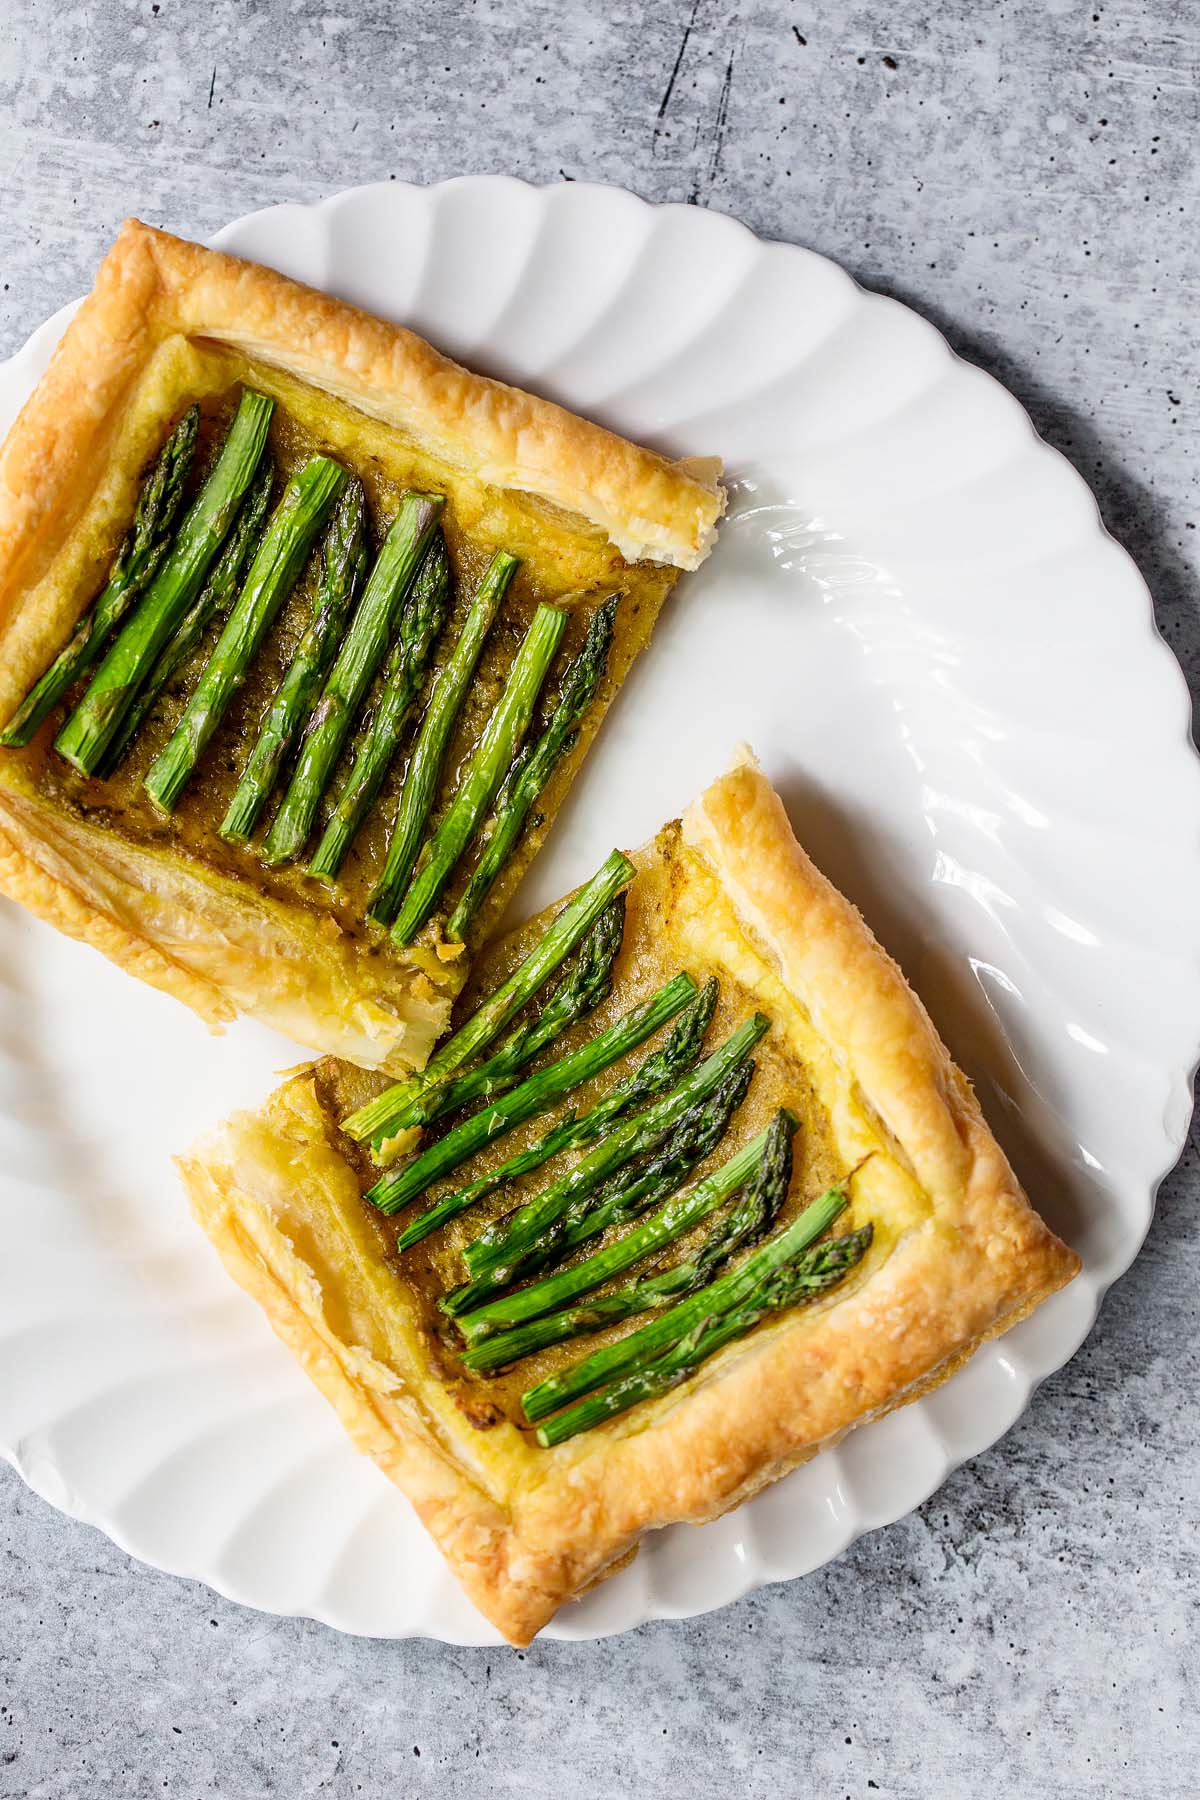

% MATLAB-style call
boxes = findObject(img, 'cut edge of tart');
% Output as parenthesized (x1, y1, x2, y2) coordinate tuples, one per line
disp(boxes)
(177, 749, 1080, 1646)
(0, 221, 722, 1072)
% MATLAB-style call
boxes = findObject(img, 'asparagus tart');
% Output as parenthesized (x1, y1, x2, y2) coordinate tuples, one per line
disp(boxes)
(180, 754, 1078, 1646)
(0, 221, 722, 1073)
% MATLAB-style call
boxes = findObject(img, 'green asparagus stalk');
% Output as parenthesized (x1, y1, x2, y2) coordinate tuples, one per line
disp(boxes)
(367, 552, 516, 926)
(447, 1014, 770, 1311)
(396, 1112, 583, 1252)
(520, 1129, 838, 1419)
(306, 534, 452, 878)
(143, 457, 347, 813)
(0, 407, 200, 748)
(261, 492, 443, 865)
(461, 1060, 760, 1371)
(365, 971, 697, 1218)
(446, 594, 619, 943)
(55, 389, 275, 774)
(453, 1095, 788, 1342)
(528, 1056, 755, 1275)
(456, 980, 724, 1275)
(97, 458, 275, 776)
(343, 848, 635, 1147)
(390, 601, 568, 943)
(389, 604, 568, 945)
(395, 975, 718, 1253)
(219, 479, 370, 844)
(533, 1222, 874, 1447)
(455, 1058, 750, 1309)
(391, 893, 625, 1144)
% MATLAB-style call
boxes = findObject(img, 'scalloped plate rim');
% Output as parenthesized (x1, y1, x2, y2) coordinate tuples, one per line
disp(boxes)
(0, 175, 1195, 1645)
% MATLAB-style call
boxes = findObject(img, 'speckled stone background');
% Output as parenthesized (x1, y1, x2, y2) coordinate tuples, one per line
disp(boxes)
(1, 2, 1197, 1795)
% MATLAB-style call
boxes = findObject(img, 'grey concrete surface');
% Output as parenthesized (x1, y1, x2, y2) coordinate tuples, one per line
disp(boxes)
(1, 2, 1198, 1795)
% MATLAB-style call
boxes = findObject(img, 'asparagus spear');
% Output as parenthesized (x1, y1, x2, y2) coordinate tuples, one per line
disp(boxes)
(446, 594, 619, 943)
(0, 407, 200, 748)
(306, 533, 452, 877)
(533, 1222, 874, 1447)
(525, 1056, 755, 1276)
(456, 985, 731, 1276)
(390, 893, 624, 1142)
(144, 457, 347, 813)
(395, 975, 718, 1253)
(98, 458, 275, 776)
(364, 971, 697, 1217)
(448, 1118, 777, 1334)
(397, 1111, 583, 1253)
(219, 479, 370, 844)
(446, 1014, 770, 1312)
(519, 1128, 840, 1419)
(261, 492, 444, 865)
(55, 389, 274, 774)
(452, 1094, 786, 1339)
(389, 604, 568, 945)
(461, 1060, 759, 1371)
(343, 848, 635, 1147)
(367, 552, 516, 926)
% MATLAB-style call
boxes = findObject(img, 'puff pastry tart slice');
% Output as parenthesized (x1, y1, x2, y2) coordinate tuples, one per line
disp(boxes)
(0, 220, 722, 1072)
(178, 752, 1079, 1646)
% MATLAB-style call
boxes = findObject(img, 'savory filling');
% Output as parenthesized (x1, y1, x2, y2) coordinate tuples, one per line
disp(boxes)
(316, 830, 877, 1445)
(1, 355, 675, 952)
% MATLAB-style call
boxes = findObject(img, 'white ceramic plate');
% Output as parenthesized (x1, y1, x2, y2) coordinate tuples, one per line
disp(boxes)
(1, 179, 1197, 1645)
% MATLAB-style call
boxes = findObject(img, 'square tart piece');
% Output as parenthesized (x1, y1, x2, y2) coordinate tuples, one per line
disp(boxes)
(178, 753, 1079, 1645)
(0, 219, 721, 1072)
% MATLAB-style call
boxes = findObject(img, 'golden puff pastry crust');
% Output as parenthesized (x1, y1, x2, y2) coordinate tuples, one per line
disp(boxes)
(0, 220, 720, 1069)
(178, 753, 1079, 1645)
